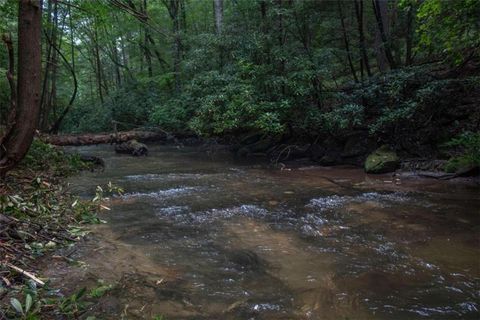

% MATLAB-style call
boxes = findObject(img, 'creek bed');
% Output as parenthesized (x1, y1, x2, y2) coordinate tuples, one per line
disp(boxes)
(64, 144, 479, 319)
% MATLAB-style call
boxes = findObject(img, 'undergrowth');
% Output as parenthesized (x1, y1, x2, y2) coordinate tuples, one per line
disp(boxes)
(0, 139, 123, 319)
(443, 131, 480, 173)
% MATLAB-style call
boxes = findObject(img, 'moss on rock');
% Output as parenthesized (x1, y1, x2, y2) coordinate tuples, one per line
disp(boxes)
(364, 145, 399, 174)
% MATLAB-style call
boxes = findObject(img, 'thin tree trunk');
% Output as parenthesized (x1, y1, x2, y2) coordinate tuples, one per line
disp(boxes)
(46, 23, 78, 134)
(0, 0, 42, 176)
(405, 5, 413, 65)
(372, 0, 396, 70)
(39, 0, 53, 130)
(46, 1, 59, 129)
(213, 0, 223, 35)
(354, 0, 372, 77)
(276, 0, 286, 95)
(92, 21, 104, 104)
(338, 2, 358, 82)
(142, 0, 153, 77)
(164, 0, 182, 93)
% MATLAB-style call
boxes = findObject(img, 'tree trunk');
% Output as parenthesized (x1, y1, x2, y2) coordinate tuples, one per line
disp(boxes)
(165, 0, 182, 93)
(42, 130, 168, 146)
(142, 0, 153, 77)
(213, 0, 223, 35)
(39, 0, 53, 131)
(47, 23, 78, 134)
(405, 5, 414, 65)
(0, 0, 42, 176)
(92, 21, 105, 104)
(372, 0, 396, 71)
(338, 2, 358, 83)
(354, 0, 372, 77)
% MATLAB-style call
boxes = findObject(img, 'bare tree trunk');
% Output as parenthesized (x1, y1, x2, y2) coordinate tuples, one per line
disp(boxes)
(354, 0, 372, 77)
(164, 0, 182, 93)
(0, 0, 42, 176)
(372, 0, 396, 71)
(92, 21, 105, 104)
(39, 0, 52, 130)
(276, 0, 286, 95)
(46, 1, 59, 129)
(47, 21, 78, 134)
(142, 0, 153, 77)
(338, 2, 358, 82)
(405, 5, 414, 65)
(213, 0, 223, 35)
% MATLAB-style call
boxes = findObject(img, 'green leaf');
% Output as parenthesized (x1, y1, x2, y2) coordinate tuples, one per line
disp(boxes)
(10, 297, 24, 314)
(25, 294, 33, 313)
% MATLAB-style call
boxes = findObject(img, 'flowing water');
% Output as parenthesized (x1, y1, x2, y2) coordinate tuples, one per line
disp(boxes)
(66, 144, 479, 319)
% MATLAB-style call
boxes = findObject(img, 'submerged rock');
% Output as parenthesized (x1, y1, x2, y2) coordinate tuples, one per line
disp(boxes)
(364, 145, 399, 174)
(227, 249, 266, 272)
(115, 139, 148, 156)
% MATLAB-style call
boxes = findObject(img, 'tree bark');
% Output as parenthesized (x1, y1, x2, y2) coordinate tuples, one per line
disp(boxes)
(142, 0, 153, 77)
(354, 0, 372, 77)
(213, 0, 223, 35)
(164, 0, 182, 93)
(46, 28, 78, 134)
(92, 20, 105, 104)
(0, 0, 42, 176)
(405, 4, 414, 65)
(372, 0, 396, 71)
(338, 2, 358, 82)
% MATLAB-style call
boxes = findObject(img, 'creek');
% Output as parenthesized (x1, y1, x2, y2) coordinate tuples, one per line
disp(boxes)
(65, 144, 479, 319)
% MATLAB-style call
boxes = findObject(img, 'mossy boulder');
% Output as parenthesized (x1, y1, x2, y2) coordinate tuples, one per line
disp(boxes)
(364, 145, 399, 174)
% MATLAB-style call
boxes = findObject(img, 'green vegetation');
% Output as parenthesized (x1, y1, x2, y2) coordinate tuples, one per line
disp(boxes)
(443, 132, 480, 173)
(0, 140, 122, 319)
(21, 139, 91, 174)
(0, 0, 477, 143)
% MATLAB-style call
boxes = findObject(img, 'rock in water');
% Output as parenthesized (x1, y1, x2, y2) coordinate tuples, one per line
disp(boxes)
(364, 145, 399, 174)
(115, 139, 148, 156)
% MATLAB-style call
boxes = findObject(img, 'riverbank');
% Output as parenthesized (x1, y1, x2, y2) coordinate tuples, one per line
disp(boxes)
(0, 139, 115, 319)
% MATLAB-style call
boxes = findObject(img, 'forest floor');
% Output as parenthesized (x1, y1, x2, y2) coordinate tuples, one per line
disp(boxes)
(0, 139, 114, 319)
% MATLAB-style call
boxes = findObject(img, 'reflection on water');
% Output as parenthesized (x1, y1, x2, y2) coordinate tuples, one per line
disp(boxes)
(67, 144, 480, 319)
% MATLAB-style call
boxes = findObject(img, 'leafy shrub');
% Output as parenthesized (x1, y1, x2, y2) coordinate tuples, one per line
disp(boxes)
(443, 131, 480, 172)
(21, 139, 91, 174)
(321, 103, 365, 132)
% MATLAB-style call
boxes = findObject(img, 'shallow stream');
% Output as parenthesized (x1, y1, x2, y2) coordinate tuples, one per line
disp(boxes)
(67, 144, 479, 319)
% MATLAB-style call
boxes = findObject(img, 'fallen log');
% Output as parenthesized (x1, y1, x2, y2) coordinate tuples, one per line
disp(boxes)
(41, 130, 168, 146)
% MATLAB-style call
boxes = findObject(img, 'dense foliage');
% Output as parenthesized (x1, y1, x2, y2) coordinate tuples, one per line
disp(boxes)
(0, 0, 479, 151)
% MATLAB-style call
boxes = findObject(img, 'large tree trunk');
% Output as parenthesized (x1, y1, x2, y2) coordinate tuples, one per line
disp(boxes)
(0, 0, 42, 176)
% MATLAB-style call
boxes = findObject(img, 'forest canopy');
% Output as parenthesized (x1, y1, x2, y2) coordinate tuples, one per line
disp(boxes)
(0, 0, 479, 139)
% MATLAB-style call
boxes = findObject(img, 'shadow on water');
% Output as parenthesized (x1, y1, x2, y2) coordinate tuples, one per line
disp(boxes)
(61, 144, 479, 319)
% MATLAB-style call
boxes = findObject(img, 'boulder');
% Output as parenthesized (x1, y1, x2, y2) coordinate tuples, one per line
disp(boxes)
(115, 139, 148, 156)
(364, 145, 399, 173)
